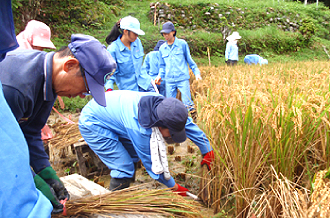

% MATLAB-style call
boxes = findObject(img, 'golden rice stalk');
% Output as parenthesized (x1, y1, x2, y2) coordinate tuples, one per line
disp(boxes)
(246, 166, 310, 218)
(56, 187, 203, 218)
(48, 122, 82, 149)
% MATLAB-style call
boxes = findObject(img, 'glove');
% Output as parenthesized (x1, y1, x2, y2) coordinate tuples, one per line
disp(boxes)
(38, 166, 70, 201)
(106, 88, 113, 92)
(201, 150, 214, 170)
(154, 75, 162, 85)
(173, 184, 189, 196)
(34, 174, 64, 214)
(195, 75, 202, 80)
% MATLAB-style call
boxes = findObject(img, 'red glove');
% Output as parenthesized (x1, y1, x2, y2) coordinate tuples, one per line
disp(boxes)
(106, 88, 113, 92)
(201, 150, 214, 170)
(173, 184, 189, 196)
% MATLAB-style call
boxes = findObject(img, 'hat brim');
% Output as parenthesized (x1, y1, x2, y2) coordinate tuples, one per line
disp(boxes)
(126, 28, 145, 35)
(169, 127, 186, 143)
(32, 38, 56, 49)
(85, 72, 107, 107)
(160, 29, 174, 34)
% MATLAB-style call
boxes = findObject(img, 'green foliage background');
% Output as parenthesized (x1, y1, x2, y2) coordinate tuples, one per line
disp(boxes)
(11, 0, 330, 111)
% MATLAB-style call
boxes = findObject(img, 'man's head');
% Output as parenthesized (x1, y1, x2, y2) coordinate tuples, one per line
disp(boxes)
(156, 98, 188, 143)
(160, 21, 176, 42)
(54, 34, 116, 106)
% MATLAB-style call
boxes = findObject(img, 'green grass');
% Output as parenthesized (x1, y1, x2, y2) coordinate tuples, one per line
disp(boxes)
(48, 0, 330, 112)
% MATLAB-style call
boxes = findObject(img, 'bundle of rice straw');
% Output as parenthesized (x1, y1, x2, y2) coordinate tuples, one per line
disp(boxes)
(54, 186, 203, 218)
(48, 122, 82, 149)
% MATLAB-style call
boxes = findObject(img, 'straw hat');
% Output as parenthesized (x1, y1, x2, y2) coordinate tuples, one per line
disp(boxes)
(226, 31, 241, 41)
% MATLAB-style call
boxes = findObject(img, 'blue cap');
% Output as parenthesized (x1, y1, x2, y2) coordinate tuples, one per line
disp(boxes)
(156, 98, 188, 143)
(154, 40, 165, 51)
(120, 16, 145, 35)
(160, 21, 176, 34)
(68, 34, 117, 107)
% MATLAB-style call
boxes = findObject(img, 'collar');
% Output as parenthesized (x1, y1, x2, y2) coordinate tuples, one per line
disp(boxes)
(117, 35, 137, 52)
(165, 37, 177, 50)
(43, 52, 56, 101)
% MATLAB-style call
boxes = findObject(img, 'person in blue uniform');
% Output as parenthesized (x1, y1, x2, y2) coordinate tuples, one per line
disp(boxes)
(0, 0, 52, 217)
(79, 90, 214, 195)
(225, 31, 241, 66)
(141, 40, 166, 96)
(244, 54, 268, 65)
(154, 21, 202, 120)
(104, 16, 154, 92)
(0, 33, 117, 213)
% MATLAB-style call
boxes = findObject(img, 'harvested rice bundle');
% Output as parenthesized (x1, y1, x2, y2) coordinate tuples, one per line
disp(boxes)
(54, 187, 203, 218)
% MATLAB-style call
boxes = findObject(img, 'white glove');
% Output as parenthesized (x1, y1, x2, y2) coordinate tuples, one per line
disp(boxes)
(196, 75, 202, 80)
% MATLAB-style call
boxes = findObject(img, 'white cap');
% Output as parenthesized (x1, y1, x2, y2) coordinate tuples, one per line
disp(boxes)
(120, 16, 145, 35)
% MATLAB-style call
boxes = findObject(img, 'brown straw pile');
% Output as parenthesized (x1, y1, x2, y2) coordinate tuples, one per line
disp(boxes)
(54, 186, 203, 218)
(48, 122, 82, 149)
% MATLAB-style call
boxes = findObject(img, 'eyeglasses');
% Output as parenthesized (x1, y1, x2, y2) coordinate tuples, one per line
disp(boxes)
(80, 65, 91, 96)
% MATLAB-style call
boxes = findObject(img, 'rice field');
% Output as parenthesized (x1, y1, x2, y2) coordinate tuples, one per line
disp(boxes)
(191, 61, 330, 217)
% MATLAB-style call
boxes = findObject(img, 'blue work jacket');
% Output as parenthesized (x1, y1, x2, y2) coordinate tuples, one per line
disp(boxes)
(225, 41, 239, 61)
(158, 37, 200, 83)
(141, 51, 160, 79)
(0, 82, 52, 217)
(79, 90, 212, 185)
(244, 54, 268, 65)
(0, 0, 18, 60)
(0, 49, 56, 173)
(104, 36, 151, 91)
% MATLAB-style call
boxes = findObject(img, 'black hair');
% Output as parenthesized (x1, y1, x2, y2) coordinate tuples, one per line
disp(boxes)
(105, 20, 123, 45)
(56, 46, 74, 58)
(56, 46, 84, 77)
(161, 30, 176, 37)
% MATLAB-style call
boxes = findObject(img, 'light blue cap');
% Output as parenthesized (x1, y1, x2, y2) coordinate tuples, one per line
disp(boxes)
(120, 16, 145, 35)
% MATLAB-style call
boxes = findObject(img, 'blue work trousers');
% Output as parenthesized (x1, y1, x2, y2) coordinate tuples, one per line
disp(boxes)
(79, 125, 138, 179)
(166, 79, 194, 110)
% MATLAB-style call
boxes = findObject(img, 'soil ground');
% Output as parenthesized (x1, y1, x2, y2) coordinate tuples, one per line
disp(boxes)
(45, 111, 214, 217)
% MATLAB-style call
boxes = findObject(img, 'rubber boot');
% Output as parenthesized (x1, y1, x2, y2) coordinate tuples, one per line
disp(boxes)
(109, 178, 131, 191)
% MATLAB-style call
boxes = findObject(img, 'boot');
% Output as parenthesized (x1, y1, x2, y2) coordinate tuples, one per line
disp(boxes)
(109, 178, 131, 191)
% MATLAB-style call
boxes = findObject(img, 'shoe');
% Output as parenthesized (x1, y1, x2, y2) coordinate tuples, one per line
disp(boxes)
(109, 178, 131, 191)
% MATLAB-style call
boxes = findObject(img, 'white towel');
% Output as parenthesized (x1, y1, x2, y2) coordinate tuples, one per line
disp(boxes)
(150, 127, 171, 180)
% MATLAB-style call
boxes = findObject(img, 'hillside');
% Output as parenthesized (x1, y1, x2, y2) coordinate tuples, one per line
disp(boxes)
(12, 0, 330, 64)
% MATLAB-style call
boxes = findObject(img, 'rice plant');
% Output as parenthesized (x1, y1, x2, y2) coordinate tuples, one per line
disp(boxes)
(191, 61, 330, 217)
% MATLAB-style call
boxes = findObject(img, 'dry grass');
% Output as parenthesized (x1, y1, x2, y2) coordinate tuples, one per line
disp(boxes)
(191, 61, 330, 217)
(54, 186, 204, 218)
(48, 122, 82, 149)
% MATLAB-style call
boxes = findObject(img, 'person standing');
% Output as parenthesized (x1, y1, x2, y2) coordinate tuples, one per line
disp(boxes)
(141, 40, 166, 96)
(154, 21, 202, 120)
(0, 33, 117, 213)
(104, 16, 154, 92)
(225, 31, 241, 66)
(0, 0, 52, 217)
(78, 90, 214, 194)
